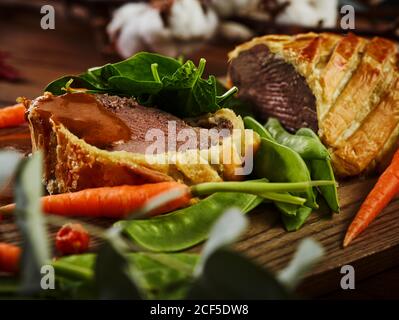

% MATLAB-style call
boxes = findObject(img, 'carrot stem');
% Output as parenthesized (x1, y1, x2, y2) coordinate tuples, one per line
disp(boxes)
(191, 180, 335, 196)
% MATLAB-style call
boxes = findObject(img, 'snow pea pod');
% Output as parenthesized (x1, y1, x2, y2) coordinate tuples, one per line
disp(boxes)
(116, 192, 263, 252)
(281, 206, 313, 231)
(253, 138, 318, 209)
(244, 116, 318, 227)
(296, 128, 340, 213)
(243, 116, 273, 140)
(244, 116, 317, 209)
(265, 118, 330, 160)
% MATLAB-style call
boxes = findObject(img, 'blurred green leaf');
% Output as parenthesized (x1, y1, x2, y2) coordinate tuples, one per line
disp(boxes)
(195, 209, 248, 276)
(14, 152, 50, 294)
(277, 238, 324, 290)
(53, 252, 199, 300)
(0, 150, 22, 191)
(94, 228, 141, 300)
(188, 249, 291, 300)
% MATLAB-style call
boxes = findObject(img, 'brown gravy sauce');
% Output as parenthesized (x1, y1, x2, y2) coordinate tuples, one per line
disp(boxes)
(35, 93, 131, 149)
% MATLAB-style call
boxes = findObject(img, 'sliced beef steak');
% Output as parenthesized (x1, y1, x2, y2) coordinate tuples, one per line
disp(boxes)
(229, 44, 318, 132)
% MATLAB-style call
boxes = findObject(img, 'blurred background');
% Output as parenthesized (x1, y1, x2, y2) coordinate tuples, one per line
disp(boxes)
(0, 0, 398, 105)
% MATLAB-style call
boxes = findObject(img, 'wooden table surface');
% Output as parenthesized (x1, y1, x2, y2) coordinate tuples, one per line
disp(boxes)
(1, 3, 399, 299)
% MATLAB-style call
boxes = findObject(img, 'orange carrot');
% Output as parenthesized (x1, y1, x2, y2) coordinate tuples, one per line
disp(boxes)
(344, 149, 399, 247)
(0, 243, 21, 274)
(0, 103, 26, 129)
(0, 182, 191, 218)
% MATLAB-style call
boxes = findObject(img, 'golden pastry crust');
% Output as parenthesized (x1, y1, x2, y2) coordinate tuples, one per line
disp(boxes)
(332, 77, 399, 176)
(229, 33, 399, 177)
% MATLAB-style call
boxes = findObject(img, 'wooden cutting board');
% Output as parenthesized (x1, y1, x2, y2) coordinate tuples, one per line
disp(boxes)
(0, 124, 398, 297)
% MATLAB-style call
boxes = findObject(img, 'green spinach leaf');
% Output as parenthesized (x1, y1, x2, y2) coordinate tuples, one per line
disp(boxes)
(45, 52, 236, 118)
(45, 52, 181, 96)
(45, 75, 104, 95)
(157, 59, 221, 117)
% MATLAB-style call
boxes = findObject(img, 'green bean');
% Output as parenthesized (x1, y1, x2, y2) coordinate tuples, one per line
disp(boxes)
(116, 192, 263, 252)
(265, 118, 330, 160)
(296, 128, 340, 213)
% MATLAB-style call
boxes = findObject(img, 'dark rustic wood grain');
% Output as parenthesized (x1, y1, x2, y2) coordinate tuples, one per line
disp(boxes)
(1, 3, 399, 298)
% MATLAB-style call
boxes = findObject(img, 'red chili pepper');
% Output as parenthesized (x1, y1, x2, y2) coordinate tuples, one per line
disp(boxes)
(55, 223, 90, 255)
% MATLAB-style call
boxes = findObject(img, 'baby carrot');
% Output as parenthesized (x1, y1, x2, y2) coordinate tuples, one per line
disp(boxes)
(0, 103, 26, 129)
(344, 148, 399, 247)
(0, 182, 191, 218)
(0, 243, 21, 274)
